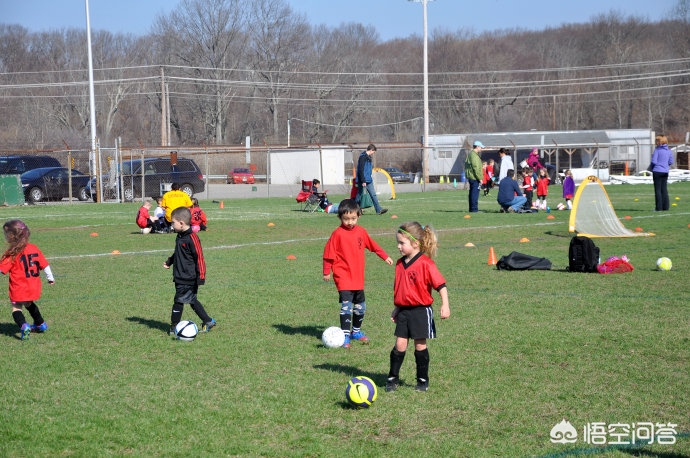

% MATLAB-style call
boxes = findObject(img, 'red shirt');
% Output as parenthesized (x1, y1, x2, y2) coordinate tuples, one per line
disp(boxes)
(191, 208, 207, 226)
(394, 253, 446, 307)
(0, 243, 50, 302)
(136, 206, 151, 228)
(323, 224, 389, 291)
(536, 176, 550, 196)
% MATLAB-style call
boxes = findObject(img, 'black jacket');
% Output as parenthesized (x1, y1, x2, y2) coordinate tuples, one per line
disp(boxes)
(165, 228, 206, 285)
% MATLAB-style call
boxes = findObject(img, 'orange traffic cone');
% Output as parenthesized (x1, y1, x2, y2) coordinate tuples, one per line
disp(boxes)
(487, 246, 497, 265)
(220, 201, 224, 209)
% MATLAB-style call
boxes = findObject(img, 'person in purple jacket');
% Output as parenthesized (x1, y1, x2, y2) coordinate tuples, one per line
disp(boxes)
(650, 135, 674, 211)
(562, 169, 575, 210)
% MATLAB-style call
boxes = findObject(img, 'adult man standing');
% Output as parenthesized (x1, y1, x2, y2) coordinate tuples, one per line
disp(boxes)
(464, 140, 484, 213)
(161, 183, 193, 223)
(497, 148, 514, 184)
(356, 144, 388, 215)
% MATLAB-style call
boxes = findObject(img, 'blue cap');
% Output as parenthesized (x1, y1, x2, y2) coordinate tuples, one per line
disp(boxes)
(473, 141, 485, 148)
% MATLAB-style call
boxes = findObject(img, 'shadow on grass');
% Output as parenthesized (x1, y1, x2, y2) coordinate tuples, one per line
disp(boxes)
(126, 316, 169, 333)
(272, 323, 322, 339)
(0, 322, 20, 340)
(313, 362, 388, 387)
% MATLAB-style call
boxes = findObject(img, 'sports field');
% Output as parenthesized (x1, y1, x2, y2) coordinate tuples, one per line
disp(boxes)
(1, 182, 688, 457)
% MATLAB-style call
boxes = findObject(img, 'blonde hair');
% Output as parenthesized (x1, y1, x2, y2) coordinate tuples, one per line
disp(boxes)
(398, 222, 438, 258)
(656, 135, 668, 146)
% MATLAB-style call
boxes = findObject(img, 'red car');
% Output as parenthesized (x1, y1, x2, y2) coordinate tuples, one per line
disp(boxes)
(228, 167, 255, 184)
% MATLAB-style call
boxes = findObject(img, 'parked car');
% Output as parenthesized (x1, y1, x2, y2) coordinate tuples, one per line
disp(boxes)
(21, 167, 91, 203)
(228, 167, 255, 184)
(91, 157, 205, 201)
(383, 167, 411, 183)
(0, 155, 61, 175)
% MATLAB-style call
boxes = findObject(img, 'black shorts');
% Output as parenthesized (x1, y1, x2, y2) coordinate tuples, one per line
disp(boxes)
(394, 306, 436, 340)
(338, 290, 365, 304)
(174, 283, 199, 304)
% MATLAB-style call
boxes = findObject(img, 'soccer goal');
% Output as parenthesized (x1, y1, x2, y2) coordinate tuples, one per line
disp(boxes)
(372, 167, 396, 200)
(568, 175, 654, 238)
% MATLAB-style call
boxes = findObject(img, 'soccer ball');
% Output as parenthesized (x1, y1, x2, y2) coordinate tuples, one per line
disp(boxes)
(656, 257, 672, 271)
(141, 227, 152, 234)
(321, 326, 345, 348)
(345, 376, 378, 409)
(174, 320, 198, 341)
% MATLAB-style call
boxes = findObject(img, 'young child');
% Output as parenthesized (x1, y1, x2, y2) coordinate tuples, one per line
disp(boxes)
(522, 166, 534, 209)
(136, 200, 156, 234)
(322, 199, 393, 348)
(312, 179, 330, 211)
(536, 167, 550, 210)
(163, 207, 215, 336)
(562, 169, 575, 210)
(0, 220, 54, 340)
(386, 222, 450, 392)
(190, 198, 207, 232)
(154, 196, 168, 233)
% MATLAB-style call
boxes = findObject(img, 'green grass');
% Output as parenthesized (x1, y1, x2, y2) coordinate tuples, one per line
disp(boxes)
(0, 183, 688, 457)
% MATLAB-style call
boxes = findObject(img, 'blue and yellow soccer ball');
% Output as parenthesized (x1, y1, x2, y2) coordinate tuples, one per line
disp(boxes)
(656, 257, 672, 271)
(345, 376, 377, 409)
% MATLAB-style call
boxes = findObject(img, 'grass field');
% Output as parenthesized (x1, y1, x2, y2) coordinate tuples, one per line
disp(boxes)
(0, 182, 688, 457)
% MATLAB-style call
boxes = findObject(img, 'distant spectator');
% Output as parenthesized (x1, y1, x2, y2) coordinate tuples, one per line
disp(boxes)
(497, 148, 514, 183)
(464, 141, 484, 212)
(650, 135, 673, 211)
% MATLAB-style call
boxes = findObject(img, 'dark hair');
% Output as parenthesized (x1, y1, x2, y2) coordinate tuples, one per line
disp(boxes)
(313, 179, 320, 186)
(171, 183, 180, 191)
(171, 206, 192, 225)
(366, 143, 377, 152)
(507, 169, 515, 178)
(498, 148, 506, 155)
(337, 199, 362, 218)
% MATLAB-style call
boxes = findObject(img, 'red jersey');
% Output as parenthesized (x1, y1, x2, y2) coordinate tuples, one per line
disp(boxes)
(136, 206, 151, 228)
(394, 253, 446, 307)
(191, 208, 207, 227)
(323, 224, 389, 291)
(536, 175, 550, 196)
(523, 175, 534, 191)
(0, 243, 50, 302)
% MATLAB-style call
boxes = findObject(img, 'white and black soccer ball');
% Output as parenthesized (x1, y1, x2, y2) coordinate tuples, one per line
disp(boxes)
(322, 326, 345, 348)
(175, 320, 198, 341)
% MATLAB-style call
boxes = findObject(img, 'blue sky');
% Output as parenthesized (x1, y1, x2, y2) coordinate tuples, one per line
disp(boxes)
(1, 0, 679, 41)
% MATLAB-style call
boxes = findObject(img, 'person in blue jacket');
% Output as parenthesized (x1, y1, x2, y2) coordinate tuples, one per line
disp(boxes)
(650, 134, 674, 211)
(355, 144, 388, 215)
(497, 169, 527, 213)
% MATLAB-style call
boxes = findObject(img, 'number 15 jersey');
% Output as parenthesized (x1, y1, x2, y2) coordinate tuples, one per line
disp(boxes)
(0, 244, 50, 302)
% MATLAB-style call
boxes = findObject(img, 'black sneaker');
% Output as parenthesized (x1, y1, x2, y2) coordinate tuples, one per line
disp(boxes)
(385, 377, 399, 392)
(377, 208, 388, 215)
(415, 379, 429, 392)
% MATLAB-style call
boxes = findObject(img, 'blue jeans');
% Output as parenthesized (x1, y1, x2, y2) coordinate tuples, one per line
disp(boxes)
(356, 182, 382, 213)
(468, 179, 480, 212)
(500, 195, 527, 212)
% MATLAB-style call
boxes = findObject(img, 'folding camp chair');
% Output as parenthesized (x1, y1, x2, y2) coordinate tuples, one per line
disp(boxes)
(296, 180, 321, 212)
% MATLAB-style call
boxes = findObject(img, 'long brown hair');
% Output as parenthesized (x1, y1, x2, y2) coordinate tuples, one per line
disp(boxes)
(2, 219, 31, 260)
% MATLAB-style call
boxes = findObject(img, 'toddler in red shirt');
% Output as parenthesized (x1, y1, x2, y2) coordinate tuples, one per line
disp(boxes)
(323, 199, 393, 348)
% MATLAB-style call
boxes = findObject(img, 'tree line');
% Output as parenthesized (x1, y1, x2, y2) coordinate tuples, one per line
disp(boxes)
(1, 0, 689, 152)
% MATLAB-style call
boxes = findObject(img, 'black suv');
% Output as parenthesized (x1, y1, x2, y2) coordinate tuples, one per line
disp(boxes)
(92, 157, 205, 201)
(0, 155, 61, 174)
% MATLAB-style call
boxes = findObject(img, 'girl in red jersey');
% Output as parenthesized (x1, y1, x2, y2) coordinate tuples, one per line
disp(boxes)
(323, 199, 393, 348)
(386, 222, 450, 392)
(190, 198, 207, 232)
(0, 220, 54, 340)
(536, 167, 550, 210)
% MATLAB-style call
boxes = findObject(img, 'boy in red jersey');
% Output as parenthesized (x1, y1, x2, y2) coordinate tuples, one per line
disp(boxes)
(0, 220, 55, 340)
(163, 207, 215, 336)
(323, 199, 393, 348)
(386, 222, 450, 392)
